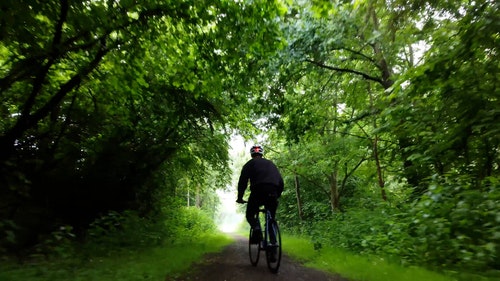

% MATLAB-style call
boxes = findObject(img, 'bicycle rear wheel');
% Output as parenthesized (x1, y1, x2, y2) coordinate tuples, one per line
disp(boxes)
(249, 227, 261, 266)
(266, 219, 282, 273)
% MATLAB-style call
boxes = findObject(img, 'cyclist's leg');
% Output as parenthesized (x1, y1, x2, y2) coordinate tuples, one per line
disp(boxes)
(263, 190, 280, 265)
(247, 192, 265, 243)
(246, 192, 261, 229)
(266, 195, 278, 219)
(264, 191, 279, 244)
(263, 184, 279, 218)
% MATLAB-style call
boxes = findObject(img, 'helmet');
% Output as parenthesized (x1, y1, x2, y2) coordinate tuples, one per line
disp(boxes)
(250, 145, 264, 156)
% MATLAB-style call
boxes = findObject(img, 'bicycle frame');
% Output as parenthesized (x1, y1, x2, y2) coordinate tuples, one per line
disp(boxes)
(242, 198, 282, 273)
(261, 209, 276, 247)
(248, 207, 281, 273)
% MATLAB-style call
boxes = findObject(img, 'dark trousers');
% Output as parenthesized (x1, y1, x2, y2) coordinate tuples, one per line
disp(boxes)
(246, 186, 279, 229)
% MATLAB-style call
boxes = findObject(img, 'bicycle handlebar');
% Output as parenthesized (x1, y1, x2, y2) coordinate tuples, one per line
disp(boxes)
(236, 200, 269, 212)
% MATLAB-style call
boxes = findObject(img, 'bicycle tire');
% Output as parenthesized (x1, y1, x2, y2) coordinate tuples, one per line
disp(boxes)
(266, 219, 282, 273)
(249, 227, 261, 266)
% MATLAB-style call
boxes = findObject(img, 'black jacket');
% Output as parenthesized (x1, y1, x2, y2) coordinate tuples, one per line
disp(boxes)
(237, 157, 284, 199)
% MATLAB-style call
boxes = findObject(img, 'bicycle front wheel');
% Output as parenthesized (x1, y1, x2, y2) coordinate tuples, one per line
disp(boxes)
(249, 227, 261, 266)
(266, 220, 282, 273)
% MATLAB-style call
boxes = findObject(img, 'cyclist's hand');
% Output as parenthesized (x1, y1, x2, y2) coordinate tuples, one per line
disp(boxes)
(236, 198, 247, 204)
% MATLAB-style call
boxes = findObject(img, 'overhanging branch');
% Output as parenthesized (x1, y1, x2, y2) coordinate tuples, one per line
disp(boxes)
(305, 59, 384, 86)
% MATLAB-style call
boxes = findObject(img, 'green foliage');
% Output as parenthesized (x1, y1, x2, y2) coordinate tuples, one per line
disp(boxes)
(0, 202, 230, 281)
(0, 0, 286, 252)
(292, 200, 406, 256)
(0, 233, 232, 281)
(84, 205, 218, 256)
(168, 207, 218, 243)
(32, 226, 77, 260)
(86, 211, 165, 252)
(283, 234, 458, 281)
(1, 0, 499, 278)
(406, 174, 500, 270)
(0, 220, 17, 253)
(382, 0, 500, 190)
(263, 0, 499, 276)
(285, 174, 500, 274)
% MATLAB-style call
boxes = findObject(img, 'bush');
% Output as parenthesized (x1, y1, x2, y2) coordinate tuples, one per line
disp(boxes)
(0, 219, 17, 254)
(406, 174, 500, 271)
(289, 174, 500, 274)
(84, 210, 167, 256)
(168, 207, 217, 243)
(304, 202, 411, 258)
(84, 205, 218, 256)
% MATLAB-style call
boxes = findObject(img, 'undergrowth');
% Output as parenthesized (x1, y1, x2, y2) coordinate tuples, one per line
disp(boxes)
(281, 174, 500, 278)
(0, 206, 233, 281)
(283, 235, 500, 281)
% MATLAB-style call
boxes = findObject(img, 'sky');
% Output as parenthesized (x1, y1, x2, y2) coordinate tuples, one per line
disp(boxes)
(216, 134, 248, 232)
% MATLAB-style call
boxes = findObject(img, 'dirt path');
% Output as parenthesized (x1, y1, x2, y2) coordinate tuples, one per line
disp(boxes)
(166, 234, 349, 281)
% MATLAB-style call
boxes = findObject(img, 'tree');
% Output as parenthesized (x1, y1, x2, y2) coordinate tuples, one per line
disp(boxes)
(386, 0, 500, 185)
(265, 0, 500, 272)
(0, 0, 287, 250)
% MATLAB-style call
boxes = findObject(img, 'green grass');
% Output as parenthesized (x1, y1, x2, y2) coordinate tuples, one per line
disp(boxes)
(282, 234, 500, 281)
(0, 233, 233, 281)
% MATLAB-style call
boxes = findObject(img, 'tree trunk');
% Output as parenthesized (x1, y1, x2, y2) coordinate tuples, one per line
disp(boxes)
(373, 135, 387, 201)
(294, 172, 304, 221)
(195, 184, 201, 208)
(329, 171, 339, 212)
(368, 80, 387, 202)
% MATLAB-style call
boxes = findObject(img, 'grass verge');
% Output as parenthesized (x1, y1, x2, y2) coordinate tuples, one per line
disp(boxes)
(282, 234, 500, 281)
(0, 233, 233, 281)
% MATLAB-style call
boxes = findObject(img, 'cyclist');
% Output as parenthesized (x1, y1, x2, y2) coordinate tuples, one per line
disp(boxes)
(236, 145, 284, 244)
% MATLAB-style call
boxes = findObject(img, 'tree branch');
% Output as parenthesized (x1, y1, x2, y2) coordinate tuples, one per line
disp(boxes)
(278, 164, 331, 199)
(333, 46, 379, 66)
(30, 40, 110, 124)
(0, 39, 110, 162)
(304, 59, 385, 86)
(52, 0, 68, 49)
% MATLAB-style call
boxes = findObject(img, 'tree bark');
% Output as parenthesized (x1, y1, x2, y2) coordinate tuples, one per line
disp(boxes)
(196, 184, 201, 208)
(367, 82, 387, 201)
(373, 135, 387, 201)
(329, 171, 339, 212)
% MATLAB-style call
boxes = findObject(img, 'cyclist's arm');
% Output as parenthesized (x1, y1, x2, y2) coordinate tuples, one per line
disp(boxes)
(237, 164, 250, 202)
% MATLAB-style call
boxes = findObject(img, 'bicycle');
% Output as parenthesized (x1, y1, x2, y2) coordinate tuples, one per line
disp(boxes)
(247, 204, 282, 273)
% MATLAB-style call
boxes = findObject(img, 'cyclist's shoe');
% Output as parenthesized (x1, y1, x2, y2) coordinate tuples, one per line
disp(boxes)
(250, 228, 262, 244)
